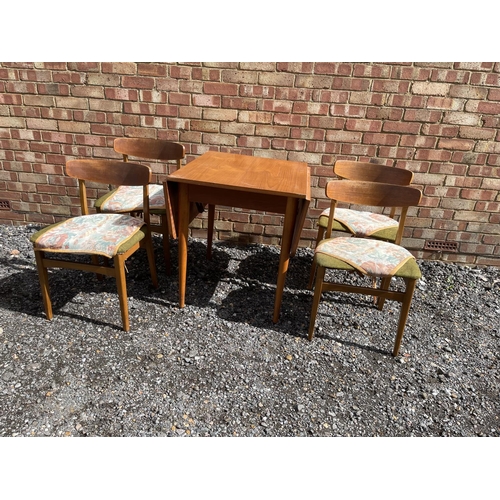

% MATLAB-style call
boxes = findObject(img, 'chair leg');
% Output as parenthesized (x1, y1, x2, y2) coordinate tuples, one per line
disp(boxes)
(207, 204, 215, 260)
(372, 277, 378, 304)
(144, 234, 159, 289)
(160, 215, 171, 275)
(34, 250, 53, 320)
(307, 226, 325, 290)
(114, 254, 130, 332)
(393, 278, 417, 357)
(308, 265, 326, 340)
(92, 255, 105, 281)
(377, 277, 392, 311)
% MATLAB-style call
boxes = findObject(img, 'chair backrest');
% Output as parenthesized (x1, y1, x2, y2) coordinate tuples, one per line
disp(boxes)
(66, 159, 152, 217)
(334, 160, 413, 186)
(324, 180, 422, 244)
(114, 138, 185, 169)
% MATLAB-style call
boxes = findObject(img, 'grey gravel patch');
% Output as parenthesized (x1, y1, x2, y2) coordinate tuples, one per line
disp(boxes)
(0, 223, 499, 437)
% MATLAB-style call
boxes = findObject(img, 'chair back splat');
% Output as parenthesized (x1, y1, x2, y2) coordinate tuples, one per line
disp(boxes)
(308, 179, 422, 357)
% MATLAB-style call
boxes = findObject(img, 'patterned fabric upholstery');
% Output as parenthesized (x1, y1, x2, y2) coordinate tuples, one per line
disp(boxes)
(318, 207, 399, 241)
(315, 237, 421, 279)
(96, 184, 165, 212)
(31, 213, 145, 258)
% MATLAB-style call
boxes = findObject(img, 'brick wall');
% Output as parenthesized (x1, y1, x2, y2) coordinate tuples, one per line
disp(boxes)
(0, 62, 499, 266)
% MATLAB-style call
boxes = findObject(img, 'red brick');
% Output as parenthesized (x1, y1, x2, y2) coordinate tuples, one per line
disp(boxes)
(272, 139, 306, 151)
(138, 63, 167, 77)
(332, 77, 370, 91)
(363, 133, 400, 146)
(378, 147, 415, 159)
(102, 62, 136, 74)
(169, 93, 191, 106)
(37, 83, 70, 95)
(73, 110, 106, 123)
(222, 97, 257, 110)
(193, 94, 221, 107)
(438, 138, 475, 150)
(422, 124, 459, 137)
(273, 114, 307, 126)
(156, 105, 178, 117)
(169, 66, 192, 79)
(326, 130, 362, 143)
(290, 128, 326, 141)
(461, 189, 497, 201)
(344, 119, 382, 132)
(430, 69, 470, 83)
(104, 88, 138, 101)
(203, 82, 238, 96)
(309, 116, 345, 129)
(451, 151, 488, 164)
(292, 102, 329, 115)
(415, 149, 452, 161)
(68, 62, 100, 72)
(341, 144, 377, 156)
(0, 94, 22, 104)
(5, 81, 37, 93)
(403, 109, 443, 123)
(366, 107, 404, 120)
(122, 76, 155, 89)
(237, 136, 271, 149)
(314, 63, 352, 75)
(427, 97, 463, 110)
(383, 121, 421, 134)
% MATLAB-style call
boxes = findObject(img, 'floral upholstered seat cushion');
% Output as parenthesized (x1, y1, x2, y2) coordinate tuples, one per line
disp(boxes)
(315, 237, 420, 278)
(31, 213, 146, 258)
(318, 207, 399, 240)
(96, 184, 165, 213)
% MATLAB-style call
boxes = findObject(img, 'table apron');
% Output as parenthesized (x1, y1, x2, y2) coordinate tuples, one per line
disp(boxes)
(185, 184, 290, 214)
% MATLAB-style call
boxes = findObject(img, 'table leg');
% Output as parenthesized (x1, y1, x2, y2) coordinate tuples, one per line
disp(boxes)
(273, 196, 298, 323)
(178, 183, 189, 308)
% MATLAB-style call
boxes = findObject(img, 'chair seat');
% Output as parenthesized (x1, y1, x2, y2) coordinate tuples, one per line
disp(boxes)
(31, 213, 146, 258)
(96, 184, 166, 213)
(315, 237, 421, 279)
(318, 207, 399, 241)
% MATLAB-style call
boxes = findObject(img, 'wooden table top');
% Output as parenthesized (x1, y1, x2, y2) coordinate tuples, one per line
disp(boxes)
(168, 151, 310, 199)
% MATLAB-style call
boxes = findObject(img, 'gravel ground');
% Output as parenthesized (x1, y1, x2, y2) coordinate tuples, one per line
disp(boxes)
(0, 223, 499, 440)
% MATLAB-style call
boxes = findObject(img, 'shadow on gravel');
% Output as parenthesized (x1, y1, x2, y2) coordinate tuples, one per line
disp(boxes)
(216, 285, 394, 356)
(0, 239, 233, 330)
(235, 246, 313, 290)
(0, 236, 401, 356)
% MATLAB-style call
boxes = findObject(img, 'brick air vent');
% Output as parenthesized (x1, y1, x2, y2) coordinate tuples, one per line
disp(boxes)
(424, 240, 458, 253)
(0, 200, 11, 210)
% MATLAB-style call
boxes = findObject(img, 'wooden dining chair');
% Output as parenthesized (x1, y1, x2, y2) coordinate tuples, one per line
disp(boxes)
(31, 159, 159, 332)
(95, 137, 207, 274)
(308, 160, 414, 288)
(308, 180, 422, 356)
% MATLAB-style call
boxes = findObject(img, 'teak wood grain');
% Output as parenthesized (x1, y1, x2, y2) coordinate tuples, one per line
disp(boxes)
(168, 151, 309, 198)
(334, 160, 414, 185)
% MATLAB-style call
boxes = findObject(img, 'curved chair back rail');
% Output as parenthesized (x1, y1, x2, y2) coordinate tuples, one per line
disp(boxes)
(334, 160, 414, 185)
(114, 137, 185, 164)
(325, 179, 422, 208)
(66, 159, 152, 186)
